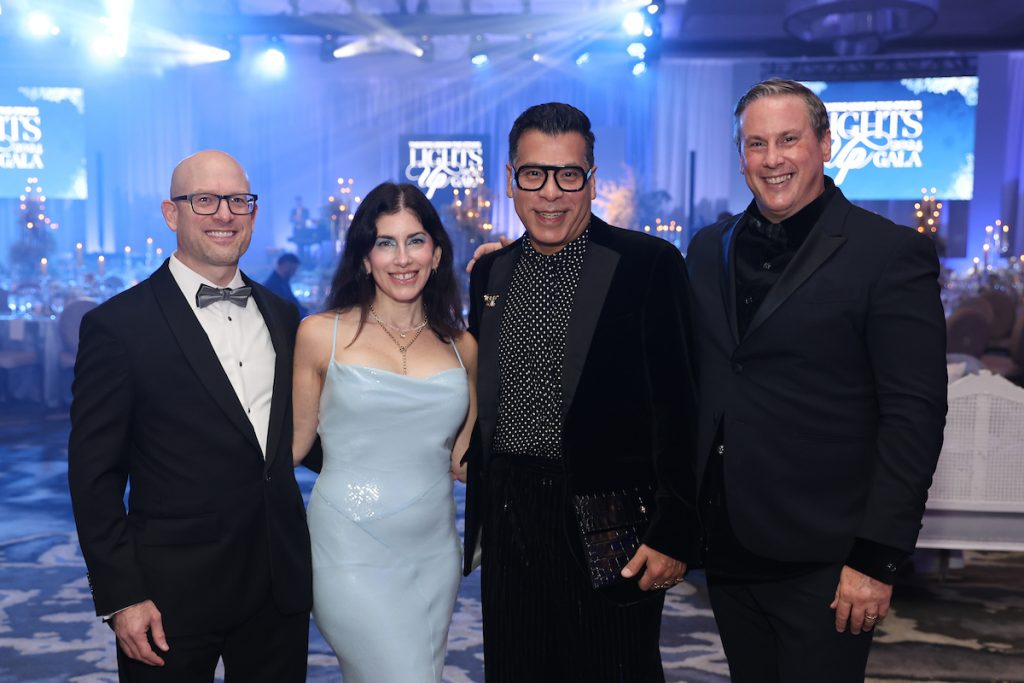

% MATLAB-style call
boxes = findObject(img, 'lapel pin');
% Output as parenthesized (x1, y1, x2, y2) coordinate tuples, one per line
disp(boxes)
(483, 294, 500, 308)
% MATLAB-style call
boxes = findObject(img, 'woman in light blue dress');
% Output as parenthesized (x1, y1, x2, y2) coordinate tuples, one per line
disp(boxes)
(292, 182, 477, 683)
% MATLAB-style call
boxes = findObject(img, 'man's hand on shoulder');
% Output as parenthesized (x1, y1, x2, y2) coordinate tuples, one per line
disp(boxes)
(466, 237, 512, 273)
(112, 599, 169, 666)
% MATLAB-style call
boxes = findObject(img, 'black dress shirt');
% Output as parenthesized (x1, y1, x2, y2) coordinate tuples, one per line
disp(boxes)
(734, 181, 834, 338)
(493, 230, 588, 458)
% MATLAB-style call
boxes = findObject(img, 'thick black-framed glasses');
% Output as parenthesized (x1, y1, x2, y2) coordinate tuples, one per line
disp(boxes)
(513, 165, 594, 192)
(171, 193, 258, 215)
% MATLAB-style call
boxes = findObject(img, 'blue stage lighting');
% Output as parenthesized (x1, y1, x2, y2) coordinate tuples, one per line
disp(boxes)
(622, 11, 646, 36)
(622, 0, 661, 75)
(469, 34, 489, 66)
(89, 36, 120, 63)
(626, 42, 646, 59)
(416, 35, 434, 61)
(257, 43, 287, 77)
(24, 10, 59, 38)
(181, 42, 232, 65)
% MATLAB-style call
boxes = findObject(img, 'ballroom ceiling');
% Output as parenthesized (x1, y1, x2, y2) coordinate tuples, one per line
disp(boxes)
(150, 0, 1024, 56)
(4, 0, 1023, 60)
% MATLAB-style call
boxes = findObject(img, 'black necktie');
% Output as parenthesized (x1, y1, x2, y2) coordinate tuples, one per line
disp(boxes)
(195, 284, 252, 308)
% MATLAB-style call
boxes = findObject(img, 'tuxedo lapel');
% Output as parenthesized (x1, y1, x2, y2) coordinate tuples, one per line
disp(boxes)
(562, 230, 617, 417)
(477, 244, 519, 459)
(721, 216, 742, 344)
(150, 263, 262, 453)
(246, 277, 289, 469)
(743, 196, 850, 341)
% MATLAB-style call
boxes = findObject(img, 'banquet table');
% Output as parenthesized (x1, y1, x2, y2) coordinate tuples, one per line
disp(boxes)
(0, 314, 62, 408)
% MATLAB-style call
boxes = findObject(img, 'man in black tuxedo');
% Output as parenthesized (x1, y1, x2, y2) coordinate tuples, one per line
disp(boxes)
(687, 79, 947, 681)
(68, 150, 312, 682)
(464, 102, 698, 681)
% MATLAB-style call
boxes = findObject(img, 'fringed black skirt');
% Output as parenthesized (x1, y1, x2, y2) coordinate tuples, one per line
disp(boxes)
(480, 454, 666, 683)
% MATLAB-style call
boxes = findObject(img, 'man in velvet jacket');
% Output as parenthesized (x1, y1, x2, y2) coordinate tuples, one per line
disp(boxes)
(463, 103, 698, 681)
(687, 79, 947, 681)
(68, 150, 312, 682)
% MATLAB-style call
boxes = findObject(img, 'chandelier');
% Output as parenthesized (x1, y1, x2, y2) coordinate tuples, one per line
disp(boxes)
(783, 0, 939, 55)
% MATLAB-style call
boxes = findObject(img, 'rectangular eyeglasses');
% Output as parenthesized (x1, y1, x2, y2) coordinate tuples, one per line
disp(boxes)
(171, 193, 258, 215)
(513, 165, 593, 192)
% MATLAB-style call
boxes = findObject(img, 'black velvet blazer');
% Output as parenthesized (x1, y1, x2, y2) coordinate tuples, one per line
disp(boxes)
(462, 215, 699, 576)
(68, 260, 313, 636)
(687, 187, 947, 562)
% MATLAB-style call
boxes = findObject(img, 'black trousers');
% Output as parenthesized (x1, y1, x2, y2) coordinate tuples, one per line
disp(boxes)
(708, 563, 874, 683)
(115, 594, 309, 683)
(481, 455, 666, 683)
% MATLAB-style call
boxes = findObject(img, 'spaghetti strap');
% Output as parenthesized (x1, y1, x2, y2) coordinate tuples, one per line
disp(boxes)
(450, 334, 466, 370)
(330, 311, 341, 364)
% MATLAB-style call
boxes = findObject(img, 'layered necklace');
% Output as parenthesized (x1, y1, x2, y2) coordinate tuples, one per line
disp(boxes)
(369, 303, 429, 375)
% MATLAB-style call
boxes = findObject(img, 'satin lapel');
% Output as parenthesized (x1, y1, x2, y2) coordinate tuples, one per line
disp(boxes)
(247, 276, 290, 468)
(562, 236, 618, 418)
(721, 216, 742, 344)
(150, 263, 262, 453)
(742, 199, 849, 341)
(477, 245, 519, 459)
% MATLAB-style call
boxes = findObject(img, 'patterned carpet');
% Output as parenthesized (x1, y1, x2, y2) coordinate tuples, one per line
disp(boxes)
(1, 406, 1022, 682)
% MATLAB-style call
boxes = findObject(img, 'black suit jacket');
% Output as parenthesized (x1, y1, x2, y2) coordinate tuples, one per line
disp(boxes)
(687, 187, 947, 562)
(68, 260, 313, 636)
(463, 215, 699, 576)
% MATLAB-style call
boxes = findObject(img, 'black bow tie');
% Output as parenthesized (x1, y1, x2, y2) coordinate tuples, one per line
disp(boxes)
(195, 284, 252, 308)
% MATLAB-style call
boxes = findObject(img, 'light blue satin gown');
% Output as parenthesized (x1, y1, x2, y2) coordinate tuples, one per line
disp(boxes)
(308, 313, 467, 682)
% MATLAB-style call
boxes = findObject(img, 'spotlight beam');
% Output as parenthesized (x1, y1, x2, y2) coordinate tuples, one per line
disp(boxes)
(104, 0, 135, 59)
(139, 12, 614, 38)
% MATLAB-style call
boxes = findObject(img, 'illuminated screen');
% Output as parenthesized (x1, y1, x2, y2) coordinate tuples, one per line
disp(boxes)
(804, 77, 977, 200)
(401, 136, 487, 203)
(0, 86, 87, 199)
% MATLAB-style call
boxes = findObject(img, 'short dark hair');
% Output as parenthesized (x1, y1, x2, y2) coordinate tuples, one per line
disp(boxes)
(277, 253, 300, 266)
(508, 102, 595, 168)
(733, 78, 830, 149)
(325, 182, 464, 341)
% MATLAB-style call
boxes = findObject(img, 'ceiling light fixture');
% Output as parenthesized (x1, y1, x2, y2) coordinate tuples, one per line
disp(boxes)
(784, 0, 939, 55)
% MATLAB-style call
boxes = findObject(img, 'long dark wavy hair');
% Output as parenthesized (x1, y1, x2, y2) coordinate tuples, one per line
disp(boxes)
(325, 182, 464, 341)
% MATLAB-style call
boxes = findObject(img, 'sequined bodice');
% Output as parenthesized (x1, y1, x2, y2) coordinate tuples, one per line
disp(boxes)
(313, 362, 469, 522)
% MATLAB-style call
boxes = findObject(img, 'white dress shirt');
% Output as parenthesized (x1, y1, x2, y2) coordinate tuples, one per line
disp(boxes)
(168, 254, 276, 457)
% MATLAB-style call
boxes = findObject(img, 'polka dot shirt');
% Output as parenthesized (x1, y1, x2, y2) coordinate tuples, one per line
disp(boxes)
(493, 229, 588, 459)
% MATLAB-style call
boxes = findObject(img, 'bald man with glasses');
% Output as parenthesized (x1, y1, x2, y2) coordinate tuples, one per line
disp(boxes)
(69, 150, 314, 683)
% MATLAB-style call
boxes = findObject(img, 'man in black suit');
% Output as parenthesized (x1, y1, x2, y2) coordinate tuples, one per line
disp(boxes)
(687, 79, 947, 681)
(68, 150, 312, 682)
(464, 102, 698, 681)
(262, 252, 307, 318)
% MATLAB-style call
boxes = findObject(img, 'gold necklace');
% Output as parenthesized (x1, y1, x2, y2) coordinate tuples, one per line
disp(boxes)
(369, 303, 428, 375)
(368, 305, 429, 339)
